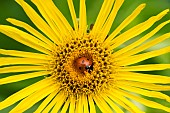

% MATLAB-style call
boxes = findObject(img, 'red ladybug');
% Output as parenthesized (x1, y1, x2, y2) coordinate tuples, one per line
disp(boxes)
(75, 57, 93, 73)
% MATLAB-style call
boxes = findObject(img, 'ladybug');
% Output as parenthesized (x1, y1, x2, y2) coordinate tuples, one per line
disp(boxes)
(75, 57, 93, 73)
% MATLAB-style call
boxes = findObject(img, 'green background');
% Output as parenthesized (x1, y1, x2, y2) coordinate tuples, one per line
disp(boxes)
(0, 0, 170, 112)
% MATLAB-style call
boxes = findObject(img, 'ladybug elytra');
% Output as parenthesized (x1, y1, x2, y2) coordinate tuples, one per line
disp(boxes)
(75, 57, 93, 73)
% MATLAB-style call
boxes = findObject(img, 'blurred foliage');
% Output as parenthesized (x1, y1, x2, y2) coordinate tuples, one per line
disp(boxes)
(0, 0, 170, 112)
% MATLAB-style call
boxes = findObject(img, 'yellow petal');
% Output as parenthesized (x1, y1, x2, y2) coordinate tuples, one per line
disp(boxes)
(106, 92, 137, 113)
(102, 94, 124, 113)
(15, 0, 61, 45)
(0, 57, 48, 67)
(75, 95, 83, 113)
(120, 64, 170, 71)
(31, 0, 64, 43)
(107, 89, 144, 113)
(104, 3, 146, 46)
(129, 33, 170, 55)
(117, 46, 170, 66)
(88, 95, 96, 113)
(0, 71, 49, 85)
(79, 0, 87, 36)
(36, 0, 74, 36)
(0, 65, 45, 74)
(117, 72, 170, 84)
(69, 96, 76, 113)
(51, 94, 67, 113)
(119, 81, 170, 91)
(10, 83, 57, 113)
(99, 0, 124, 42)
(31, 0, 74, 43)
(67, 0, 79, 32)
(7, 18, 54, 47)
(0, 25, 51, 55)
(42, 91, 64, 113)
(116, 32, 170, 60)
(91, 0, 115, 36)
(82, 94, 89, 113)
(116, 89, 170, 112)
(109, 9, 169, 50)
(60, 98, 70, 113)
(0, 78, 53, 111)
(0, 25, 50, 50)
(0, 49, 49, 60)
(34, 90, 59, 113)
(93, 94, 113, 113)
(112, 20, 170, 57)
(118, 84, 170, 103)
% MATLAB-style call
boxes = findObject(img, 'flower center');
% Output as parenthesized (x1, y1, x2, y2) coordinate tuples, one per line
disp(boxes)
(48, 36, 115, 96)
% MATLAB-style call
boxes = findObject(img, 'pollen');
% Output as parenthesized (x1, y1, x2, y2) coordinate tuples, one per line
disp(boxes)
(48, 35, 115, 96)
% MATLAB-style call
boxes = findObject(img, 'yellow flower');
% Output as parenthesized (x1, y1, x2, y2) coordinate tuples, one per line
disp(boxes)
(0, 0, 170, 113)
